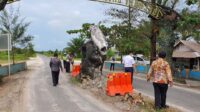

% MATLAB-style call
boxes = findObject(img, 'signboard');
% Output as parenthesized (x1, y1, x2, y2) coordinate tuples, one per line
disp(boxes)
(0, 34, 11, 51)
(90, 0, 164, 19)
(0, 34, 11, 77)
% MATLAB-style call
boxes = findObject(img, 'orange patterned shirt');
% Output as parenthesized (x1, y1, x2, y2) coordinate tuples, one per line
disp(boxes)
(147, 58, 173, 84)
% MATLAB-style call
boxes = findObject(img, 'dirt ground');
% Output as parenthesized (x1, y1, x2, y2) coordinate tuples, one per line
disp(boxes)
(0, 70, 28, 112)
(0, 57, 38, 112)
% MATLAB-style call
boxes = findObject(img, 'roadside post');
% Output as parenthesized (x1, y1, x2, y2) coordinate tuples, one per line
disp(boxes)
(0, 34, 12, 77)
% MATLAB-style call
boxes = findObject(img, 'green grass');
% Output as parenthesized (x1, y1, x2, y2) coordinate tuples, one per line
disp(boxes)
(138, 96, 180, 112)
(0, 52, 35, 64)
(69, 77, 80, 85)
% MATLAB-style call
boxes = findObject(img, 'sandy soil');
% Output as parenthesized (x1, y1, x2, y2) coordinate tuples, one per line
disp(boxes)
(0, 57, 40, 112)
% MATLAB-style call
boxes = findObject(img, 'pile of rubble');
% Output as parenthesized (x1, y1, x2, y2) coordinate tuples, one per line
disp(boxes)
(74, 71, 181, 112)
(78, 72, 146, 112)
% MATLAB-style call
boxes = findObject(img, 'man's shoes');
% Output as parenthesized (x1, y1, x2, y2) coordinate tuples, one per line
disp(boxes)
(53, 84, 57, 86)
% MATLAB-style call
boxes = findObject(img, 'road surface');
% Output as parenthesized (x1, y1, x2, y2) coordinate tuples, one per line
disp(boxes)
(24, 55, 200, 112)
(24, 55, 118, 112)
(133, 76, 200, 112)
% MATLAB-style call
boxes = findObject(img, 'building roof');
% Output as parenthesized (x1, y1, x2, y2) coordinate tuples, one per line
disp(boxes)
(172, 51, 200, 58)
(173, 40, 200, 58)
(174, 40, 200, 53)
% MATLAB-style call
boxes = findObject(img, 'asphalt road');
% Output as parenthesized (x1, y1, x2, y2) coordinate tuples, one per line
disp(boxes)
(25, 55, 200, 112)
(25, 55, 118, 112)
(133, 76, 200, 112)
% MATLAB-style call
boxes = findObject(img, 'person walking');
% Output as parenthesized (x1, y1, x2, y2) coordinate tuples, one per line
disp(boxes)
(122, 52, 137, 83)
(110, 56, 115, 71)
(146, 51, 173, 109)
(50, 53, 63, 86)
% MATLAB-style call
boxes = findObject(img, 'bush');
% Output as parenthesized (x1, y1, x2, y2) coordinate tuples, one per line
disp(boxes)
(106, 49, 115, 59)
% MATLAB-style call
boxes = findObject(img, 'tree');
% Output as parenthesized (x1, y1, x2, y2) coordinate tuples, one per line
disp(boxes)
(0, 9, 34, 64)
(25, 43, 35, 57)
(186, 0, 200, 6)
(67, 23, 110, 39)
(67, 23, 92, 39)
(105, 5, 151, 56)
(66, 23, 111, 58)
(66, 37, 85, 58)
(109, 23, 150, 56)
(176, 9, 200, 41)
(106, 49, 115, 59)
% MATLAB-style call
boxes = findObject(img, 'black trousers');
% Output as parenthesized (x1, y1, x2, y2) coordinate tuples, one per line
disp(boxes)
(110, 63, 115, 71)
(153, 83, 168, 108)
(66, 61, 70, 73)
(63, 60, 66, 68)
(124, 67, 133, 83)
(52, 71, 60, 86)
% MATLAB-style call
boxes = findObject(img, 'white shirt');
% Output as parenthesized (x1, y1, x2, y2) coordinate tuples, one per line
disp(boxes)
(122, 55, 135, 67)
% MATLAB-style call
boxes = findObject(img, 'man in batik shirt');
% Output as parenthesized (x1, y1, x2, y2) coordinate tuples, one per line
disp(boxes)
(146, 51, 173, 109)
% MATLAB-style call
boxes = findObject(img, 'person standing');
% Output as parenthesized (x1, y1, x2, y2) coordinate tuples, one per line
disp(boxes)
(122, 52, 137, 83)
(65, 53, 71, 73)
(50, 53, 63, 86)
(70, 53, 74, 65)
(63, 53, 67, 71)
(110, 56, 115, 71)
(146, 51, 173, 109)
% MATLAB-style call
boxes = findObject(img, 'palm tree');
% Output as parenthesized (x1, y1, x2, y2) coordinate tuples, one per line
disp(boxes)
(0, 10, 34, 64)
(66, 37, 85, 58)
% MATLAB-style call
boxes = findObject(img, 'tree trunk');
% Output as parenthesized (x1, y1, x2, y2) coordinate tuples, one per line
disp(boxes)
(150, 0, 158, 64)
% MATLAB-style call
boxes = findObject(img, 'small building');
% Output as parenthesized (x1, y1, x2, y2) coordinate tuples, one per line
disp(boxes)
(173, 40, 200, 70)
(172, 40, 200, 80)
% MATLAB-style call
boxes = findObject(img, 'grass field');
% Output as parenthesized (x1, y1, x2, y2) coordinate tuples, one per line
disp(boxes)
(0, 52, 35, 65)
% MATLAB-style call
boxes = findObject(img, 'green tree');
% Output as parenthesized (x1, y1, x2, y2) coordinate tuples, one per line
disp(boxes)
(186, 0, 200, 6)
(109, 24, 150, 56)
(106, 49, 115, 59)
(25, 43, 35, 57)
(176, 9, 200, 41)
(0, 9, 34, 64)
(66, 37, 85, 58)
(67, 23, 110, 39)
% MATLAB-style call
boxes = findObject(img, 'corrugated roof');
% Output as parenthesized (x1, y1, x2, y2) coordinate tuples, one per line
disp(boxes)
(174, 40, 200, 53)
(172, 51, 200, 58)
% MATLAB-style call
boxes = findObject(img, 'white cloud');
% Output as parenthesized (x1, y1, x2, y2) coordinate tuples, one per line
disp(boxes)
(7, 0, 115, 50)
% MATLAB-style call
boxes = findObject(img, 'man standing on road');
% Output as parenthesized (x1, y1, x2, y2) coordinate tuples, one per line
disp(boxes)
(122, 52, 137, 83)
(50, 53, 63, 86)
(63, 53, 67, 72)
(146, 51, 173, 109)
(110, 56, 115, 71)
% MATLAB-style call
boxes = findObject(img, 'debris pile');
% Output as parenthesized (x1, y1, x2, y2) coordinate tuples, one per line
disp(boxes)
(78, 72, 146, 112)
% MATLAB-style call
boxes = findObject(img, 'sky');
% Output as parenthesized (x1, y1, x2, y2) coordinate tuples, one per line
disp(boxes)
(4, 0, 198, 51)
(5, 0, 116, 51)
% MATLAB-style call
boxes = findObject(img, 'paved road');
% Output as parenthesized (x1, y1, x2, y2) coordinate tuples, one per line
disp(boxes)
(25, 55, 200, 112)
(133, 76, 200, 112)
(25, 55, 118, 112)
